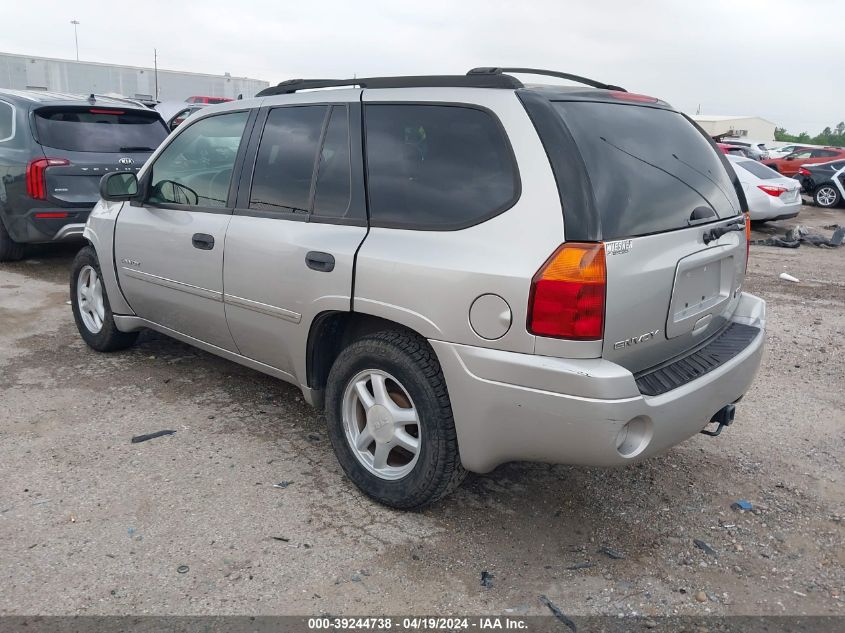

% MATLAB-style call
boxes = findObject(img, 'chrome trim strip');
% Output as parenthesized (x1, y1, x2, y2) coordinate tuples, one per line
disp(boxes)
(52, 223, 86, 241)
(120, 268, 222, 302)
(223, 293, 302, 324)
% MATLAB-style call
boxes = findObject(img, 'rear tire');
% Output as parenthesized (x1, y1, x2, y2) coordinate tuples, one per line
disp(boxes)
(70, 246, 138, 352)
(0, 218, 25, 262)
(324, 330, 466, 509)
(813, 184, 841, 208)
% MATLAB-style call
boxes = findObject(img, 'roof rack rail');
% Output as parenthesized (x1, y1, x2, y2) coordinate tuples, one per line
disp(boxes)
(467, 67, 626, 92)
(255, 74, 523, 97)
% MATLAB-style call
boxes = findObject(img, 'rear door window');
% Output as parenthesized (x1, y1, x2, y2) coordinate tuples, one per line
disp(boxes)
(364, 104, 519, 230)
(34, 107, 168, 152)
(249, 105, 327, 213)
(312, 106, 352, 218)
(148, 111, 248, 208)
(554, 102, 741, 239)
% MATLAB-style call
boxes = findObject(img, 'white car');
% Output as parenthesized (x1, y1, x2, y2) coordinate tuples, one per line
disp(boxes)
(765, 143, 816, 159)
(719, 138, 770, 160)
(727, 154, 802, 221)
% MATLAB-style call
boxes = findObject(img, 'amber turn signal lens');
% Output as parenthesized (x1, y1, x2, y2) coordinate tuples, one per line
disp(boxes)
(528, 242, 606, 340)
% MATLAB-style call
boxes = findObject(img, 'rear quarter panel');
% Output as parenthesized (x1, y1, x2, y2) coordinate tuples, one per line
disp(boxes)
(354, 88, 564, 354)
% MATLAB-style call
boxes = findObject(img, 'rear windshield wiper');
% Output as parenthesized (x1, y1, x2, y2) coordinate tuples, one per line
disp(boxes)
(703, 220, 745, 244)
(119, 146, 155, 152)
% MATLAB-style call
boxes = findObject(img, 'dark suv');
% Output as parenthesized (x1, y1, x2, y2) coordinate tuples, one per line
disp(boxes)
(0, 89, 169, 261)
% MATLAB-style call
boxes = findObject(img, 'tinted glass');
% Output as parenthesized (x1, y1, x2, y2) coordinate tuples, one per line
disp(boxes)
(250, 106, 327, 212)
(736, 160, 780, 180)
(34, 107, 168, 152)
(313, 106, 352, 217)
(790, 151, 812, 159)
(0, 101, 13, 142)
(554, 102, 740, 239)
(816, 150, 838, 157)
(149, 111, 247, 208)
(365, 104, 518, 229)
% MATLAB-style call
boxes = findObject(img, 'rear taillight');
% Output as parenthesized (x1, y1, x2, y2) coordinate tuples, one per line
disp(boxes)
(26, 158, 69, 200)
(758, 185, 788, 197)
(744, 212, 751, 273)
(528, 242, 606, 340)
(797, 167, 811, 176)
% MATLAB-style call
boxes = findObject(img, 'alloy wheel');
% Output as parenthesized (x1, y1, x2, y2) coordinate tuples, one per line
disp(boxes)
(341, 369, 421, 480)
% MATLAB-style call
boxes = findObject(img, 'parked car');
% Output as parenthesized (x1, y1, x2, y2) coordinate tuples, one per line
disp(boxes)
(763, 147, 845, 176)
(72, 68, 766, 508)
(796, 160, 845, 208)
(185, 96, 233, 105)
(717, 143, 756, 159)
(718, 138, 769, 160)
(726, 154, 801, 221)
(765, 143, 813, 159)
(154, 101, 208, 130)
(0, 89, 169, 261)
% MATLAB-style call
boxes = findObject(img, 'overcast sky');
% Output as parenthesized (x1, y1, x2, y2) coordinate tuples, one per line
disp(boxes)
(3, 0, 840, 134)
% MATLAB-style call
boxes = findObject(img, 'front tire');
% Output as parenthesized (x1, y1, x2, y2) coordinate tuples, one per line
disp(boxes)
(70, 246, 138, 352)
(325, 330, 466, 509)
(814, 184, 841, 208)
(0, 218, 24, 262)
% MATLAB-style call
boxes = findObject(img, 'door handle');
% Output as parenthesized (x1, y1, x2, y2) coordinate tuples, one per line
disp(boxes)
(192, 233, 214, 250)
(305, 251, 335, 272)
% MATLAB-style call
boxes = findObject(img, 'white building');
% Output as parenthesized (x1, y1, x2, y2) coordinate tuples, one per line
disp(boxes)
(690, 115, 777, 142)
(0, 51, 268, 102)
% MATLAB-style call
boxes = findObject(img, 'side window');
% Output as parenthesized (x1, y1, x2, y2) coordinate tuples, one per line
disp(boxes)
(791, 151, 812, 159)
(0, 101, 14, 142)
(313, 106, 352, 218)
(149, 111, 248, 208)
(815, 150, 837, 158)
(364, 104, 518, 230)
(249, 105, 327, 213)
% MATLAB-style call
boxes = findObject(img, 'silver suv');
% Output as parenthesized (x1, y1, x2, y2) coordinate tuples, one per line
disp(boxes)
(71, 68, 766, 508)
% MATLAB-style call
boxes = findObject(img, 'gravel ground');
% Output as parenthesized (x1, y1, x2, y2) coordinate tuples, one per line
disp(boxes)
(0, 204, 842, 617)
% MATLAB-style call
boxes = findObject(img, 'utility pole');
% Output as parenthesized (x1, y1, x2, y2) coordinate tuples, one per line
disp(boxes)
(154, 48, 159, 100)
(70, 20, 80, 61)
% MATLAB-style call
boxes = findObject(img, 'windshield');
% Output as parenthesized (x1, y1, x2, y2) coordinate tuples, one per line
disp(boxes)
(34, 107, 168, 153)
(554, 102, 741, 239)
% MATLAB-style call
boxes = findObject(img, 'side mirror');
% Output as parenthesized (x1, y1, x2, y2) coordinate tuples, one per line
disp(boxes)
(99, 172, 139, 201)
(169, 117, 184, 131)
(785, 156, 794, 161)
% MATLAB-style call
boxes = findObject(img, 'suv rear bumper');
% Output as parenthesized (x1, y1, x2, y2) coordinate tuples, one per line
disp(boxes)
(4, 208, 91, 244)
(431, 292, 766, 473)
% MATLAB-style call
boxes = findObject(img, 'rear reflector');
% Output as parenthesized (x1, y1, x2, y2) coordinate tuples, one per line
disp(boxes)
(758, 185, 788, 197)
(528, 242, 606, 340)
(34, 212, 69, 219)
(26, 158, 70, 200)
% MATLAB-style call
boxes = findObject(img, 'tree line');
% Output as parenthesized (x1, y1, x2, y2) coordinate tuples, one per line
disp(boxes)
(775, 121, 845, 146)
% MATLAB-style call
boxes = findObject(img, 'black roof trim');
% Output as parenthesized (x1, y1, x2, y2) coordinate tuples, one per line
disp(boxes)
(256, 74, 523, 96)
(468, 67, 626, 92)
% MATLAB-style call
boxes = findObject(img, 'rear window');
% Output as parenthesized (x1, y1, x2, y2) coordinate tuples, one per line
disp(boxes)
(34, 107, 168, 153)
(554, 102, 741, 239)
(736, 160, 780, 180)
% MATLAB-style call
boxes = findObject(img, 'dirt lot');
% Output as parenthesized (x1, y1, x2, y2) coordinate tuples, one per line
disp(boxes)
(0, 204, 842, 618)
